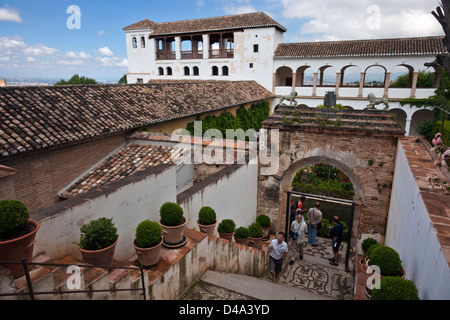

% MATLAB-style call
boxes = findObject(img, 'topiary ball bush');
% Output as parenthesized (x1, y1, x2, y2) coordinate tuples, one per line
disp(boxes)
(0, 199, 30, 240)
(248, 222, 263, 238)
(198, 206, 216, 225)
(79, 217, 118, 251)
(365, 242, 381, 258)
(135, 220, 162, 248)
(362, 237, 378, 253)
(234, 227, 249, 240)
(160, 202, 184, 226)
(218, 219, 236, 233)
(371, 277, 419, 300)
(368, 245, 403, 277)
(256, 214, 271, 228)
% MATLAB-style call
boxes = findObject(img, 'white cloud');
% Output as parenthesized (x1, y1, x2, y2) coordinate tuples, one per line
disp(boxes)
(0, 6, 22, 23)
(116, 58, 128, 68)
(23, 43, 59, 56)
(26, 56, 36, 62)
(66, 51, 90, 59)
(98, 30, 105, 37)
(279, 0, 443, 41)
(96, 46, 114, 56)
(224, 5, 256, 15)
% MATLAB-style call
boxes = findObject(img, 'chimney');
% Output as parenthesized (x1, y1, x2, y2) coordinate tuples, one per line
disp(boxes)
(0, 79, 6, 87)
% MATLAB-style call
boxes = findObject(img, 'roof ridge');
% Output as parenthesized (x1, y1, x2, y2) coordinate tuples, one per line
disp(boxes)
(155, 11, 268, 25)
(279, 35, 445, 46)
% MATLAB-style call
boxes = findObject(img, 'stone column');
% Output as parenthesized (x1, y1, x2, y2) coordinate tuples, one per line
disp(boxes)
(312, 72, 318, 97)
(335, 72, 341, 98)
(175, 36, 181, 60)
(410, 72, 419, 98)
(358, 72, 365, 98)
(405, 118, 412, 136)
(292, 72, 297, 92)
(383, 72, 390, 98)
(272, 73, 276, 94)
(202, 34, 209, 59)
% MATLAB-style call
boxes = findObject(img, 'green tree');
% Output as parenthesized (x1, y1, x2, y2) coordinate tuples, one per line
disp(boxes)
(56, 74, 98, 85)
(391, 69, 435, 88)
(118, 74, 127, 84)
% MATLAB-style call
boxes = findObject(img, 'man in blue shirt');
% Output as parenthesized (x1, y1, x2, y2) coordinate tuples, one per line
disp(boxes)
(329, 216, 343, 266)
(266, 232, 289, 283)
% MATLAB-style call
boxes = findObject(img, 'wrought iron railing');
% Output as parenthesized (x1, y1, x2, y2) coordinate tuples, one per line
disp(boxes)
(0, 259, 147, 300)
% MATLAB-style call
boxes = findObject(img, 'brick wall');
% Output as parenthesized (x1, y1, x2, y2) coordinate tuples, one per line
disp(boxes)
(0, 134, 127, 212)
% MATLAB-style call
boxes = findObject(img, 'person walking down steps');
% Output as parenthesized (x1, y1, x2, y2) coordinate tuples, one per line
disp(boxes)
(266, 232, 289, 283)
(289, 213, 307, 265)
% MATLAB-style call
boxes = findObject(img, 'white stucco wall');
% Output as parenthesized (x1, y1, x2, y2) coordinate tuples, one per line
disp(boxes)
(180, 162, 259, 234)
(385, 142, 450, 300)
(33, 166, 177, 261)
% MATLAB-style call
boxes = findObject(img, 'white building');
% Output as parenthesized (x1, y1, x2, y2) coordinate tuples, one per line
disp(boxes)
(124, 12, 445, 135)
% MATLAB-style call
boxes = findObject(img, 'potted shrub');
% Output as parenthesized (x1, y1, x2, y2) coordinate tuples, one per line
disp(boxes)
(217, 219, 236, 241)
(77, 217, 118, 268)
(133, 220, 163, 267)
(248, 222, 264, 249)
(234, 227, 250, 245)
(361, 242, 381, 272)
(361, 237, 378, 254)
(159, 202, 186, 245)
(0, 200, 40, 278)
(370, 277, 419, 300)
(197, 206, 217, 236)
(256, 214, 271, 240)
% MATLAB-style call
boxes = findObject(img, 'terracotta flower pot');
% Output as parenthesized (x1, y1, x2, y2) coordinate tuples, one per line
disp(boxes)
(364, 259, 406, 297)
(218, 231, 234, 241)
(79, 237, 118, 268)
(248, 236, 263, 249)
(0, 219, 40, 278)
(133, 238, 163, 267)
(234, 237, 248, 246)
(160, 216, 187, 245)
(262, 225, 271, 240)
(197, 219, 217, 237)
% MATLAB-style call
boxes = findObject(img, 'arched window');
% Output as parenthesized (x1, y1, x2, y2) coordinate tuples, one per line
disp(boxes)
(166, 67, 173, 76)
(222, 66, 229, 76)
(184, 66, 190, 76)
(140, 36, 146, 48)
(132, 37, 137, 49)
(212, 66, 219, 76)
(193, 66, 199, 76)
(275, 66, 293, 86)
(158, 67, 164, 76)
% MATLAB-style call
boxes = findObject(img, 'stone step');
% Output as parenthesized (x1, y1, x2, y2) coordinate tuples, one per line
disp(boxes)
(200, 270, 333, 300)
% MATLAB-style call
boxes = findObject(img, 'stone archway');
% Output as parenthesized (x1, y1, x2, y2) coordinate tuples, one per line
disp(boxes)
(258, 106, 405, 271)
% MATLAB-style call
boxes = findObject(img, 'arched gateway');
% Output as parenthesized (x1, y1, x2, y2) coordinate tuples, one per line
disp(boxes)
(258, 106, 405, 271)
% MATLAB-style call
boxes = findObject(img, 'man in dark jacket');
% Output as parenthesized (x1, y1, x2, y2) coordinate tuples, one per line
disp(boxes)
(329, 216, 343, 266)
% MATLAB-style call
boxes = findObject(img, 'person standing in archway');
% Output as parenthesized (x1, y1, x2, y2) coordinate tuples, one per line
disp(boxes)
(307, 202, 322, 246)
(329, 216, 343, 266)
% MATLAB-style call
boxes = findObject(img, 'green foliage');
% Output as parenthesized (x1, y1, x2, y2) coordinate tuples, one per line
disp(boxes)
(160, 202, 184, 226)
(316, 218, 349, 239)
(56, 74, 98, 85)
(248, 222, 263, 238)
(416, 120, 436, 141)
(368, 245, 403, 277)
(118, 74, 127, 84)
(391, 69, 435, 88)
(0, 199, 30, 239)
(362, 238, 378, 252)
(135, 220, 162, 248)
(198, 206, 216, 225)
(218, 219, 236, 233)
(234, 227, 250, 240)
(365, 242, 381, 258)
(256, 214, 271, 228)
(185, 100, 270, 140)
(78, 217, 118, 250)
(317, 103, 348, 110)
(292, 164, 354, 200)
(371, 277, 419, 300)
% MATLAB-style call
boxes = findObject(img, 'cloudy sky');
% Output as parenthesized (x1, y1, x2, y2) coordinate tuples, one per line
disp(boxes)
(0, 0, 444, 82)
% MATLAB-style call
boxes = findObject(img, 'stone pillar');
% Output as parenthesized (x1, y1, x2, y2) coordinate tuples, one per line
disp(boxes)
(383, 72, 391, 98)
(335, 72, 341, 97)
(405, 118, 412, 136)
(175, 36, 181, 60)
(312, 72, 318, 97)
(0, 79, 6, 87)
(358, 72, 365, 98)
(410, 72, 419, 98)
(202, 34, 209, 59)
(272, 73, 276, 94)
(292, 72, 297, 92)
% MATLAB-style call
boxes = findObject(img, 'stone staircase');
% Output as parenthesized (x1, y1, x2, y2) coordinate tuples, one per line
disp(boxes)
(198, 270, 333, 300)
(1, 254, 146, 300)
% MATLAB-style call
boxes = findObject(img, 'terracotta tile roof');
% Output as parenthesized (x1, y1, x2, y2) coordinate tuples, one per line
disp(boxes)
(274, 36, 445, 58)
(124, 12, 287, 36)
(60, 143, 182, 198)
(0, 80, 273, 158)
